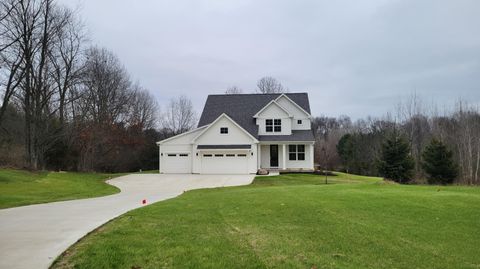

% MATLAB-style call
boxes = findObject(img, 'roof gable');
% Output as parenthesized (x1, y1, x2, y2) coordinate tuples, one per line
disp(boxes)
(192, 113, 259, 143)
(156, 125, 209, 145)
(253, 100, 292, 118)
(198, 93, 311, 138)
(275, 94, 312, 118)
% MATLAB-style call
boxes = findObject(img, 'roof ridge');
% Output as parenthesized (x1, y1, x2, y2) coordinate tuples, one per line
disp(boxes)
(208, 92, 308, 97)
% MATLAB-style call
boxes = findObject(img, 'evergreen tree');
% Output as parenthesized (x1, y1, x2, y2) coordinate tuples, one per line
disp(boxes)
(422, 139, 458, 184)
(337, 134, 354, 172)
(378, 133, 415, 183)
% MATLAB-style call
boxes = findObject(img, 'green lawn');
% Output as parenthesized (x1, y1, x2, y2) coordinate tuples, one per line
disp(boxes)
(53, 173, 480, 269)
(0, 169, 121, 209)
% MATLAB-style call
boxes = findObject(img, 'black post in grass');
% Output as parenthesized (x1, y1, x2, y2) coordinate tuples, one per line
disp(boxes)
(322, 146, 328, 185)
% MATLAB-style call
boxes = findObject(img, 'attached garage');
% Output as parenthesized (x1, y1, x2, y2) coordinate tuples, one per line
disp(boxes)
(200, 152, 249, 174)
(197, 144, 251, 174)
(161, 152, 192, 173)
(158, 114, 259, 174)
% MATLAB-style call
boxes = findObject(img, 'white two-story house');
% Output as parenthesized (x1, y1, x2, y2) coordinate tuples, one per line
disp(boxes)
(157, 93, 315, 174)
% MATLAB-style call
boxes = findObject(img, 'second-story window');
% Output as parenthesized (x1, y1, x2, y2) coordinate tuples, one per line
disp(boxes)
(266, 119, 281, 132)
(274, 119, 282, 132)
(266, 119, 273, 132)
(220, 127, 228, 134)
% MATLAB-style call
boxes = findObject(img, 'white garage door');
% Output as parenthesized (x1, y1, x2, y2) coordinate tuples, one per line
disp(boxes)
(201, 152, 249, 174)
(162, 153, 191, 173)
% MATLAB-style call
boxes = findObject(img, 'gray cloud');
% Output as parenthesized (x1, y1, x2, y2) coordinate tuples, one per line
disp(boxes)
(59, 0, 480, 119)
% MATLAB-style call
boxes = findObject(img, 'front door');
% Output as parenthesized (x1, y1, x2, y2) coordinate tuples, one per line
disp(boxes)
(270, 145, 279, 167)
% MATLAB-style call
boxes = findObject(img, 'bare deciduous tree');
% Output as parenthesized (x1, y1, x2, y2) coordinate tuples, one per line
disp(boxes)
(80, 47, 132, 124)
(50, 6, 86, 124)
(0, 0, 26, 127)
(161, 95, 196, 135)
(1, 0, 80, 169)
(225, 86, 243, 94)
(0, 0, 163, 172)
(129, 83, 158, 130)
(256, 76, 286, 93)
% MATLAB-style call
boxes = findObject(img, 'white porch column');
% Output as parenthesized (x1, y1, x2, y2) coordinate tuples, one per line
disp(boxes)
(257, 144, 261, 169)
(282, 144, 286, 170)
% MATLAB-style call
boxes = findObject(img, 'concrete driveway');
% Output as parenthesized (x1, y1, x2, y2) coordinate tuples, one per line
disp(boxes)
(0, 174, 254, 269)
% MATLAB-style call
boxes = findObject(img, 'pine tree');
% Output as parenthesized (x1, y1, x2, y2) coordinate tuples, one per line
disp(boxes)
(422, 139, 458, 184)
(378, 133, 415, 183)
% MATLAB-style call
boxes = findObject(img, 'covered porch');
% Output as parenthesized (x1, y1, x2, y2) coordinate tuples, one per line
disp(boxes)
(257, 142, 314, 171)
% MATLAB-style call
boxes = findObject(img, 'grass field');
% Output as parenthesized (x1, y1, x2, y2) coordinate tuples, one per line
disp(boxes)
(53, 173, 480, 269)
(0, 169, 121, 209)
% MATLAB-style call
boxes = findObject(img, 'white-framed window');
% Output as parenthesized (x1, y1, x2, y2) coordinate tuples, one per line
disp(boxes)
(220, 127, 228, 134)
(179, 154, 189, 157)
(297, 119, 302, 124)
(167, 154, 177, 157)
(266, 119, 281, 132)
(288, 145, 305, 161)
(214, 154, 224, 157)
(237, 154, 247, 157)
(203, 154, 213, 157)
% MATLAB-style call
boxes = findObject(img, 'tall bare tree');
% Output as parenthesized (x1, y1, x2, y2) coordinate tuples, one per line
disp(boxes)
(1, 0, 77, 169)
(256, 76, 286, 93)
(0, 0, 26, 127)
(49, 6, 86, 124)
(161, 95, 196, 135)
(75, 46, 133, 171)
(79, 47, 132, 124)
(128, 83, 158, 130)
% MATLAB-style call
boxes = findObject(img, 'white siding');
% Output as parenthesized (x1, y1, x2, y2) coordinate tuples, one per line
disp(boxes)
(285, 143, 314, 170)
(195, 116, 255, 145)
(192, 115, 258, 174)
(276, 96, 310, 118)
(256, 103, 292, 136)
(159, 128, 205, 173)
(276, 96, 311, 131)
(291, 117, 311, 130)
(260, 143, 314, 170)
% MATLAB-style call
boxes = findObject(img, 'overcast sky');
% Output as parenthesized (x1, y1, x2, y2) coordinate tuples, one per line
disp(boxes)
(59, 0, 480, 119)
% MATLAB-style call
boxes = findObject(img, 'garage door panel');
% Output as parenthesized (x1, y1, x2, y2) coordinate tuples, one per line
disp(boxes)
(201, 152, 249, 174)
(162, 153, 191, 173)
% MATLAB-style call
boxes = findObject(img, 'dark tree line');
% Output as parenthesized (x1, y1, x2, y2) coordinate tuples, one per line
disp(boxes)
(314, 97, 480, 185)
(0, 0, 181, 172)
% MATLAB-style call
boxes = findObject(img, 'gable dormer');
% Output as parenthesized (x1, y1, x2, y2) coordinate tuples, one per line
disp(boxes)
(253, 100, 293, 136)
(275, 94, 312, 130)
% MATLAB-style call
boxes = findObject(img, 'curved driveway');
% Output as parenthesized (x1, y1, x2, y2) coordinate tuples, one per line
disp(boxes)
(0, 174, 254, 269)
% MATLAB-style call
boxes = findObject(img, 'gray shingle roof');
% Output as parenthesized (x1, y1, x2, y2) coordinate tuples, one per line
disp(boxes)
(198, 93, 314, 141)
(258, 130, 315, 142)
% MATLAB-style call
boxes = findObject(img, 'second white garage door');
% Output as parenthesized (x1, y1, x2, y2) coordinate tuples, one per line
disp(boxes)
(201, 153, 249, 174)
